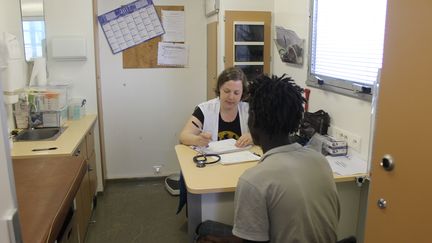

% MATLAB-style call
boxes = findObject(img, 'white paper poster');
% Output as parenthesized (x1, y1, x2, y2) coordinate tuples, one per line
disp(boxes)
(157, 42, 188, 66)
(161, 10, 185, 42)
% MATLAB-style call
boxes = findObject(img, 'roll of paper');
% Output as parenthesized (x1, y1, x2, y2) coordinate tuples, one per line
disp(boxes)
(3, 94, 19, 104)
(29, 57, 47, 86)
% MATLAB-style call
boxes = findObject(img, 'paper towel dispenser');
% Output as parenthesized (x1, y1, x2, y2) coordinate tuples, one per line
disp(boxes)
(51, 37, 87, 60)
(0, 32, 26, 99)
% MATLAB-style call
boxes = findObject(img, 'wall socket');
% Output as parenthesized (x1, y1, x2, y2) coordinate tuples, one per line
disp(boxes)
(152, 165, 163, 175)
(332, 126, 362, 152)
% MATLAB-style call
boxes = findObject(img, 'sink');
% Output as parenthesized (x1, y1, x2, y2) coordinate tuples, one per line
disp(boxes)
(14, 127, 66, 141)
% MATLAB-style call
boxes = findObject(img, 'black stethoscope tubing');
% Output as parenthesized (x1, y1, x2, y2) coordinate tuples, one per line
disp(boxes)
(193, 153, 221, 168)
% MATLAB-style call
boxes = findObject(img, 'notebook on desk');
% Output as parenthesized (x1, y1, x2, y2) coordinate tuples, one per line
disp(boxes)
(219, 151, 261, 165)
(194, 138, 252, 155)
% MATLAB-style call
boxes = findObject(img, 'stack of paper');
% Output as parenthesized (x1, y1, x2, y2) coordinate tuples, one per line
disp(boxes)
(198, 138, 252, 155)
(191, 139, 259, 165)
(326, 155, 367, 175)
(219, 151, 261, 165)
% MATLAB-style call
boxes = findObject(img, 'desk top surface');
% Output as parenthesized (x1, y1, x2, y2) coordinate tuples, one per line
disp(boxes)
(175, 144, 366, 194)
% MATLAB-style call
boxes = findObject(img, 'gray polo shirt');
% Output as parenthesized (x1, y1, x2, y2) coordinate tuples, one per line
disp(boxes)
(232, 143, 340, 243)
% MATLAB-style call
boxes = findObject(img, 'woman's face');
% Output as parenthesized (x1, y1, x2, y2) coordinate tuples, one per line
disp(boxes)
(219, 80, 243, 110)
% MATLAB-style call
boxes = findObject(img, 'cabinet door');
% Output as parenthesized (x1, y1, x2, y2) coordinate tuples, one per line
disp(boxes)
(85, 129, 95, 159)
(88, 152, 97, 199)
(59, 213, 79, 243)
(75, 168, 92, 243)
(74, 139, 87, 162)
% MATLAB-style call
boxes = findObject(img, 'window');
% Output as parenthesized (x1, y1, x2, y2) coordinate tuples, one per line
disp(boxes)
(224, 11, 271, 82)
(307, 0, 387, 100)
(22, 20, 45, 61)
(234, 22, 265, 81)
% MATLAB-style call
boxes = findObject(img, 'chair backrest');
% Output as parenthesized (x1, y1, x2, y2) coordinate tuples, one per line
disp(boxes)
(336, 236, 356, 243)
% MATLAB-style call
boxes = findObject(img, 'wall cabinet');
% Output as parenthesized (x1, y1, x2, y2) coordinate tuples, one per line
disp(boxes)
(74, 126, 97, 243)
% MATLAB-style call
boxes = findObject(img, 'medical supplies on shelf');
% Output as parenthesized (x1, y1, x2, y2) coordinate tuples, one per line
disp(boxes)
(13, 85, 70, 128)
(323, 135, 348, 156)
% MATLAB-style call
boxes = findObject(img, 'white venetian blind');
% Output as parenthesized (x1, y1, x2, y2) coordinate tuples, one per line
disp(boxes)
(311, 0, 387, 85)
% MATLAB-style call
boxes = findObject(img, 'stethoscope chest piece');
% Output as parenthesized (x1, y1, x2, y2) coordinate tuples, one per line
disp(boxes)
(196, 160, 206, 168)
(193, 153, 221, 168)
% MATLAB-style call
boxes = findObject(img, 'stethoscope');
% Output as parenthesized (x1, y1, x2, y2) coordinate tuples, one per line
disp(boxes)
(193, 153, 221, 168)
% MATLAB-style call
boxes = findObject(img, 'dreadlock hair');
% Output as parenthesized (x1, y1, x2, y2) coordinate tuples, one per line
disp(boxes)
(214, 67, 248, 100)
(248, 74, 306, 138)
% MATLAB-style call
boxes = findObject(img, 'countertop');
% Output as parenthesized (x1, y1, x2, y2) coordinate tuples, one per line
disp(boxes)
(13, 156, 87, 243)
(175, 144, 368, 194)
(11, 114, 97, 159)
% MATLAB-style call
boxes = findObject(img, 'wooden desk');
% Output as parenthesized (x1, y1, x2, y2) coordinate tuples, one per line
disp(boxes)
(175, 144, 368, 242)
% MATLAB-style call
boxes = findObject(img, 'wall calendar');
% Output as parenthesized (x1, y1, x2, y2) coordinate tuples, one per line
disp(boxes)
(98, 0, 165, 54)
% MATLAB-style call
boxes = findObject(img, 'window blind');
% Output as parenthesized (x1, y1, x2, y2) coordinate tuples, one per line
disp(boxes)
(311, 0, 387, 86)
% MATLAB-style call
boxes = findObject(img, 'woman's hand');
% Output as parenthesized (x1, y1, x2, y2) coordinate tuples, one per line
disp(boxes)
(196, 132, 212, 147)
(235, 133, 253, 147)
(179, 117, 213, 147)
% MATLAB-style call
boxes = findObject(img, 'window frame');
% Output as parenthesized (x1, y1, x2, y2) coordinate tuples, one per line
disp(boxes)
(306, 0, 385, 102)
(22, 16, 45, 61)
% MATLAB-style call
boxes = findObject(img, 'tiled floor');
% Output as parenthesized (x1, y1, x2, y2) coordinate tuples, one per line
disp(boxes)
(85, 178, 188, 243)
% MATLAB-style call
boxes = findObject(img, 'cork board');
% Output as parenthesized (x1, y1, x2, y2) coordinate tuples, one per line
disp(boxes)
(122, 5, 184, 68)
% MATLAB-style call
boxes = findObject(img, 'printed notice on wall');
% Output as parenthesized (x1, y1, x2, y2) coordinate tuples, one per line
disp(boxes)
(161, 10, 185, 42)
(157, 42, 188, 66)
(98, 0, 165, 54)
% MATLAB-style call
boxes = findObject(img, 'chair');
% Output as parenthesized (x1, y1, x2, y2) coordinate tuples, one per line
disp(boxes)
(337, 236, 356, 243)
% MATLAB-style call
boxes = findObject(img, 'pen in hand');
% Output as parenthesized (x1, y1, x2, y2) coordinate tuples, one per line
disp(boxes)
(192, 121, 202, 131)
(192, 121, 211, 147)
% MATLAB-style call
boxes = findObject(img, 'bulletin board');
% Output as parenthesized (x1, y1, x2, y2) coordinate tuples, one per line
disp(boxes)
(122, 5, 185, 68)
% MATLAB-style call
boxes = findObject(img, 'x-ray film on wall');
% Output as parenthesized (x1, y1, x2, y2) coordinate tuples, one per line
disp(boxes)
(274, 26, 304, 66)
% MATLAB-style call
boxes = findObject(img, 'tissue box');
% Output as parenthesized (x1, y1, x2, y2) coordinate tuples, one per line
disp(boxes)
(324, 135, 347, 148)
(324, 146, 348, 156)
(323, 136, 348, 156)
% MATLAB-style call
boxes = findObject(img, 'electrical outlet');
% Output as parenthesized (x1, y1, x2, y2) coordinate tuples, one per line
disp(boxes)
(331, 126, 362, 152)
(332, 126, 348, 142)
(349, 133, 361, 152)
(152, 165, 162, 175)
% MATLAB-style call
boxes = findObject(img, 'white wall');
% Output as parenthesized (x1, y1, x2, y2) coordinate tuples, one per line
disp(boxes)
(44, 0, 103, 191)
(273, 0, 372, 160)
(0, 0, 24, 240)
(1, 0, 27, 133)
(98, 0, 207, 178)
(0, 0, 24, 45)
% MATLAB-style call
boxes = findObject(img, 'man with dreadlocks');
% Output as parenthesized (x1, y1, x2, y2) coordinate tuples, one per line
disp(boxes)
(198, 74, 340, 243)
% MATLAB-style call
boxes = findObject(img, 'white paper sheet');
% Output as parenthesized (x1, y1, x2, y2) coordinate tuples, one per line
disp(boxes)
(157, 42, 188, 66)
(194, 138, 251, 155)
(326, 155, 367, 176)
(161, 10, 185, 42)
(220, 151, 260, 165)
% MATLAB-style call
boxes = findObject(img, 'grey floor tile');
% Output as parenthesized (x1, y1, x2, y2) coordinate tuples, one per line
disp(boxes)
(85, 178, 188, 243)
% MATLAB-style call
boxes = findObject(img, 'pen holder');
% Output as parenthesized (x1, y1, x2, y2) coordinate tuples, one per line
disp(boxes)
(68, 98, 86, 120)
